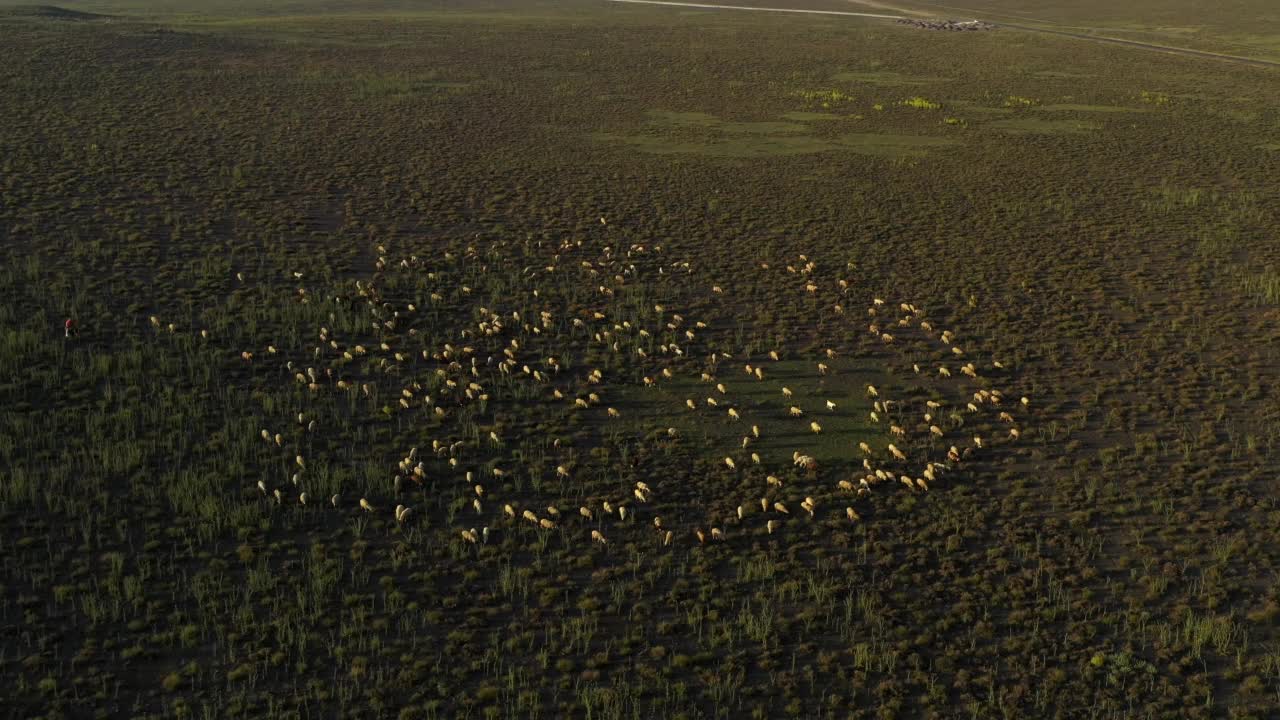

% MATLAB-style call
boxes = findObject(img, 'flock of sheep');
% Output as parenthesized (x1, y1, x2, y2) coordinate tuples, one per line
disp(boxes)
(149, 233, 1031, 550)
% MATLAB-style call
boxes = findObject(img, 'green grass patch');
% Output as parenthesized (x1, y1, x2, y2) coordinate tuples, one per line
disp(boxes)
(594, 131, 958, 158)
(981, 118, 1103, 134)
(352, 73, 472, 98)
(780, 112, 845, 121)
(1034, 103, 1145, 113)
(645, 110, 808, 134)
(832, 70, 950, 86)
(605, 358, 887, 469)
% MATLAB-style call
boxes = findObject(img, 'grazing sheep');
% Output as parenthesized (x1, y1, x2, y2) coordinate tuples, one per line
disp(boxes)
(760, 497, 770, 512)
(789, 406, 804, 417)
(724, 457, 737, 470)
(859, 442, 873, 455)
(866, 385, 879, 398)
(591, 530, 607, 545)
(774, 502, 789, 514)
(794, 454, 818, 472)
(607, 407, 621, 418)
(539, 518, 556, 530)
(888, 444, 907, 461)
(360, 498, 375, 512)
(634, 488, 648, 502)
(330, 494, 340, 507)
(930, 425, 944, 438)
(728, 408, 740, 421)
(767, 475, 783, 487)
(1021, 396, 1030, 407)
(504, 504, 516, 518)
(664, 530, 674, 546)
(580, 506, 593, 520)
(767, 520, 778, 535)
(1009, 428, 1021, 440)
(522, 510, 538, 523)
(810, 421, 823, 434)
(818, 362, 829, 375)
(781, 387, 794, 398)
(846, 507, 860, 522)
(752, 425, 761, 438)
(973, 436, 983, 449)
(754, 367, 765, 380)
(737, 505, 745, 520)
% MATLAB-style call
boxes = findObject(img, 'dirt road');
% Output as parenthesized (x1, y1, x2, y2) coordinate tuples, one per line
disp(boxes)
(608, 0, 1280, 69)
(606, 0, 903, 21)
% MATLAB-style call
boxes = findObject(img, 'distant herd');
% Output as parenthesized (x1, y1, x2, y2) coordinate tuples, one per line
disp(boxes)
(897, 19, 997, 31)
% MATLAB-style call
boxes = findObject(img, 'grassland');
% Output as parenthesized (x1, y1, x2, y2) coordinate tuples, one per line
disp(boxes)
(1, 1, 1280, 718)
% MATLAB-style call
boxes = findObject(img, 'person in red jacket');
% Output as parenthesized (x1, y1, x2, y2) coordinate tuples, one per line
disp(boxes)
(64, 318, 75, 338)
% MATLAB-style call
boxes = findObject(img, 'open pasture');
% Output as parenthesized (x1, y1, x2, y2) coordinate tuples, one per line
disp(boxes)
(1, 1, 1280, 718)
